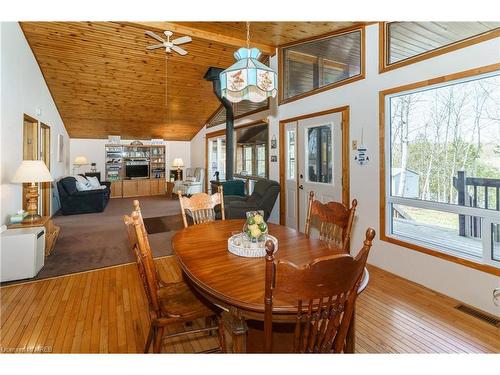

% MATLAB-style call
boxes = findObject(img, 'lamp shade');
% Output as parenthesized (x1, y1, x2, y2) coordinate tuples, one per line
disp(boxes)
(73, 156, 89, 165)
(220, 48, 277, 103)
(172, 158, 184, 168)
(12, 160, 53, 183)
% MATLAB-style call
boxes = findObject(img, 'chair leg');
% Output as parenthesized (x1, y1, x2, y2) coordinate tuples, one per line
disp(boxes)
(153, 326, 164, 353)
(144, 325, 155, 354)
(205, 316, 215, 336)
(217, 316, 226, 353)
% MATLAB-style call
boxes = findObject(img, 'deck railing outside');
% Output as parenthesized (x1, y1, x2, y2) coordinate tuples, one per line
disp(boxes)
(453, 171, 500, 240)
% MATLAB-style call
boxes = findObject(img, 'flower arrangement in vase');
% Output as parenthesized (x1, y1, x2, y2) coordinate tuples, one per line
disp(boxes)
(243, 210, 268, 243)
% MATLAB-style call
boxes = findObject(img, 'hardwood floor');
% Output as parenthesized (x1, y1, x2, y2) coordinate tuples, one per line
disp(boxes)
(1, 257, 498, 354)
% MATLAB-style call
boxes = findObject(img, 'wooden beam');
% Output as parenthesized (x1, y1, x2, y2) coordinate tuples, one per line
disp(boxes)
(126, 21, 275, 55)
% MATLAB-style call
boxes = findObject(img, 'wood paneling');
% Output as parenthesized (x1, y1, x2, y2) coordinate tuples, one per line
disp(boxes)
(20, 22, 362, 141)
(20, 21, 236, 141)
(174, 22, 360, 48)
(1, 257, 498, 353)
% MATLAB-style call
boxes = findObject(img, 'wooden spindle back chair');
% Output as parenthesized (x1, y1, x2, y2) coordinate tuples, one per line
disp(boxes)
(123, 200, 226, 353)
(178, 186, 225, 228)
(305, 191, 357, 253)
(264, 228, 375, 353)
(123, 200, 161, 317)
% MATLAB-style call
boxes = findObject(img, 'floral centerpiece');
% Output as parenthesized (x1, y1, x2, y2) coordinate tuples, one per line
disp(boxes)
(243, 210, 268, 243)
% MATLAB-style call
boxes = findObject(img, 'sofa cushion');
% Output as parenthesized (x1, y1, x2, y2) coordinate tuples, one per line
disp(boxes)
(60, 177, 78, 195)
(87, 176, 101, 188)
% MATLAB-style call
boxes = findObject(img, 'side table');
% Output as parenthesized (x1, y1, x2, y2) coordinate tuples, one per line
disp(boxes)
(8, 216, 60, 256)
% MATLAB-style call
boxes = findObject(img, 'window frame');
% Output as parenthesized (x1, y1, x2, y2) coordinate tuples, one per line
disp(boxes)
(278, 25, 366, 105)
(233, 120, 269, 180)
(379, 63, 500, 276)
(379, 22, 500, 74)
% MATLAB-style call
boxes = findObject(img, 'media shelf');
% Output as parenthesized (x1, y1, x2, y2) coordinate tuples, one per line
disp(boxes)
(105, 144, 166, 198)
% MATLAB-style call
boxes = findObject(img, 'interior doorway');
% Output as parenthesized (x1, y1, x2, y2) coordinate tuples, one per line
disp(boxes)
(205, 129, 226, 193)
(40, 123, 51, 216)
(22, 114, 39, 212)
(279, 107, 350, 231)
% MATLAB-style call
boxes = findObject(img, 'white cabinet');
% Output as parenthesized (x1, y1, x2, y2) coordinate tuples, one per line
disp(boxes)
(1, 227, 45, 282)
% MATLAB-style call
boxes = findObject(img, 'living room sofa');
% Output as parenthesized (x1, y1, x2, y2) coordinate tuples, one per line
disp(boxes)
(57, 176, 111, 215)
(224, 179, 280, 221)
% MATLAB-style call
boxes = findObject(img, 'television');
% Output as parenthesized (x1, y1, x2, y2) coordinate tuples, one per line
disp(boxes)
(125, 164, 149, 178)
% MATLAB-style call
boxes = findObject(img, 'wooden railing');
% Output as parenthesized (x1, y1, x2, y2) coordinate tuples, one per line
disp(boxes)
(453, 171, 500, 238)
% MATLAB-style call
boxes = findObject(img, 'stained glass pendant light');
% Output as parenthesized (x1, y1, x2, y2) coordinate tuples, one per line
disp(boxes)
(220, 22, 277, 103)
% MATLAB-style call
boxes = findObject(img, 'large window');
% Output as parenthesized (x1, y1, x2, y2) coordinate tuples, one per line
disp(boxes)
(382, 68, 500, 271)
(280, 27, 364, 103)
(381, 22, 500, 72)
(208, 135, 226, 182)
(235, 123, 268, 178)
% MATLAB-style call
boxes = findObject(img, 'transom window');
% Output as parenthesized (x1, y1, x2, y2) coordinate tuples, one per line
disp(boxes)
(383, 69, 500, 270)
(281, 28, 363, 102)
(382, 22, 500, 71)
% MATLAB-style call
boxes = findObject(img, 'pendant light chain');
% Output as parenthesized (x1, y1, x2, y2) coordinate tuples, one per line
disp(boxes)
(246, 21, 250, 49)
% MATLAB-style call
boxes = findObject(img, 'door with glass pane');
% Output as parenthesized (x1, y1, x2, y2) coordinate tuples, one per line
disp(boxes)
(297, 113, 342, 233)
(207, 136, 225, 192)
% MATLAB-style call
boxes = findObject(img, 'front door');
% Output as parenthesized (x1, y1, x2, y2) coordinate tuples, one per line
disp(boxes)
(284, 112, 343, 232)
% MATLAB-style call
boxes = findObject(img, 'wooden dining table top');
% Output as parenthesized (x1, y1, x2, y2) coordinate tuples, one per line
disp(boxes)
(172, 219, 366, 315)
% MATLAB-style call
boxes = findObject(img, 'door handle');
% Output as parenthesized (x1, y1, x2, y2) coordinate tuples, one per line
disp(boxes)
(298, 184, 304, 190)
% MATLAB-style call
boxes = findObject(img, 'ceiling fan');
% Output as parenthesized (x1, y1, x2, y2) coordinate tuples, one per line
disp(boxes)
(145, 30, 192, 55)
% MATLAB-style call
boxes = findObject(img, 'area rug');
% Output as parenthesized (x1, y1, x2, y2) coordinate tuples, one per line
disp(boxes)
(143, 215, 185, 234)
(1, 196, 184, 285)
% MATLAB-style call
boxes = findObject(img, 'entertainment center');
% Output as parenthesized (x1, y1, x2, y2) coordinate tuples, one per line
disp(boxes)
(105, 144, 166, 198)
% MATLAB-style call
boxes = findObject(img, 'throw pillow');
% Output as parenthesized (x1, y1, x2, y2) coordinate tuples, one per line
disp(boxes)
(87, 176, 100, 188)
(74, 175, 92, 191)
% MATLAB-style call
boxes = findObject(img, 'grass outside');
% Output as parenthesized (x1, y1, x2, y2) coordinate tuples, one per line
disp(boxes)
(397, 205, 458, 231)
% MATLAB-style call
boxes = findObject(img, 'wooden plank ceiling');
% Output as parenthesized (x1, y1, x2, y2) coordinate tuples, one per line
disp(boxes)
(20, 21, 359, 140)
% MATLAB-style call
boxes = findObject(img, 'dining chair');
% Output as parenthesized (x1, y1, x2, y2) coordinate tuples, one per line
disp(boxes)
(263, 227, 375, 353)
(123, 200, 226, 353)
(304, 191, 358, 253)
(178, 185, 225, 228)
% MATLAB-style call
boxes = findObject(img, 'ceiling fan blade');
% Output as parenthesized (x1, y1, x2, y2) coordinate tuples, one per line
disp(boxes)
(172, 36, 192, 45)
(146, 44, 164, 50)
(171, 45, 188, 56)
(145, 30, 165, 43)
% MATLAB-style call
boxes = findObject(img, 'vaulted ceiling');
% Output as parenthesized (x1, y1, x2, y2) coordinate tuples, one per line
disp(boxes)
(20, 21, 360, 140)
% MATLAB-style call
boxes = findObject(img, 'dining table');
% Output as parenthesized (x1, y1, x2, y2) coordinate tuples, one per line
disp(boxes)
(172, 219, 369, 353)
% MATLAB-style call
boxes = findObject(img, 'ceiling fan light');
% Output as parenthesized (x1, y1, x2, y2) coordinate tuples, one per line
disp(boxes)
(220, 47, 277, 103)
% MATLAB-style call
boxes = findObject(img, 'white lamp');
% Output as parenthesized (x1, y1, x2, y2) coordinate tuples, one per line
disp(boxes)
(172, 158, 184, 181)
(12, 160, 53, 222)
(73, 155, 89, 175)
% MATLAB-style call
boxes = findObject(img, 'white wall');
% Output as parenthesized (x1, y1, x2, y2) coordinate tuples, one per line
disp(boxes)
(70, 138, 191, 179)
(190, 25, 500, 316)
(0, 22, 70, 225)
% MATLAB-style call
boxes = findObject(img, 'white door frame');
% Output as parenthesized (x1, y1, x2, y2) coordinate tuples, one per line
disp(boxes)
(279, 106, 350, 226)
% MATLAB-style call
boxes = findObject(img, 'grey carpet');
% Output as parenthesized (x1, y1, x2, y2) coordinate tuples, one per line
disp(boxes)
(20, 196, 183, 282)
